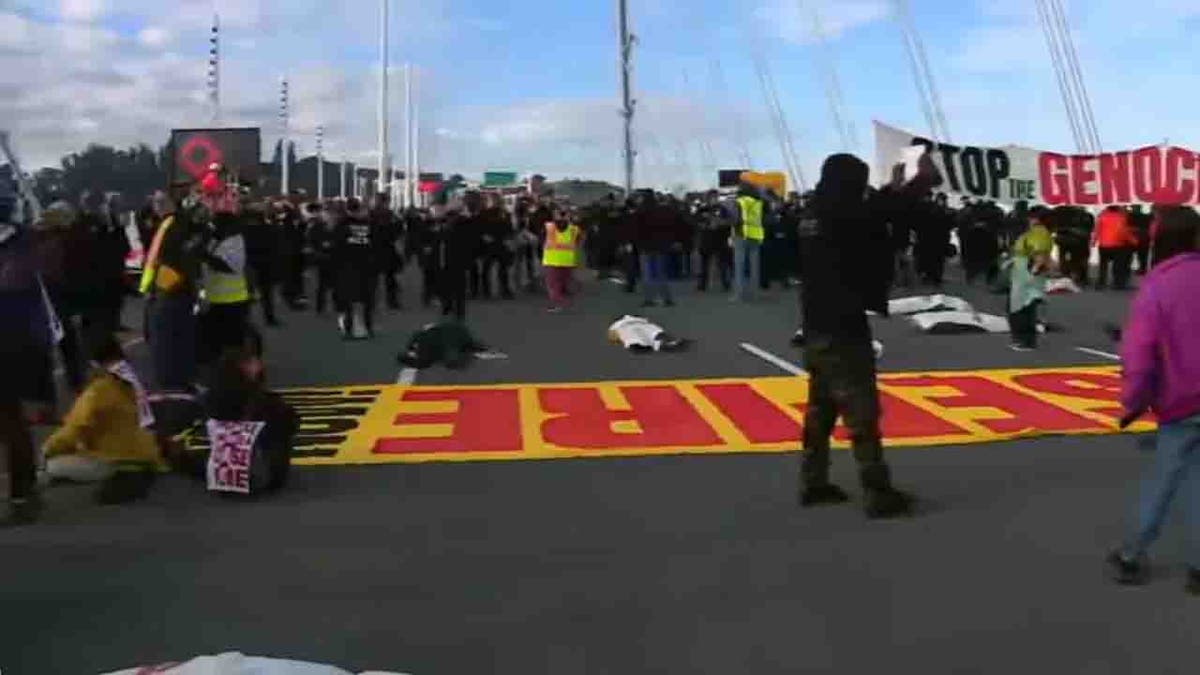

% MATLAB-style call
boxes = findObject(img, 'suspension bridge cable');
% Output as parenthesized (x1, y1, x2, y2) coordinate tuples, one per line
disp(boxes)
(897, 0, 950, 143)
(1047, 0, 1102, 152)
(803, 0, 857, 151)
(1035, 0, 1086, 153)
(893, 1, 939, 143)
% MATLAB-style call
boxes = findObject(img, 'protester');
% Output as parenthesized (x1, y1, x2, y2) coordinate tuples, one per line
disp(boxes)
(407, 206, 439, 308)
(92, 192, 131, 334)
(1053, 206, 1093, 286)
(1093, 205, 1138, 290)
(1130, 204, 1152, 275)
(372, 194, 404, 310)
(477, 192, 514, 300)
(42, 333, 163, 504)
(637, 192, 675, 307)
(244, 202, 282, 327)
(433, 199, 477, 322)
(796, 153, 923, 519)
(204, 339, 297, 494)
(1006, 206, 1056, 352)
(1, 195, 56, 524)
(913, 193, 953, 287)
(32, 200, 89, 389)
(1106, 205, 1200, 595)
(731, 182, 765, 301)
(695, 190, 733, 292)
(542, 207, 584, 312)
(276, 200, 307, 309)
(139, 193, 202, 391)
(332, 198, 378, 339)
(308, 201, 340, 314)
(197, 210, 252, 365)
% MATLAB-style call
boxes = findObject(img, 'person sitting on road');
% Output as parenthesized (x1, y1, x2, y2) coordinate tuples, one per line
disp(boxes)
(196, 337, 297, 494)
(1106, 205, 1200, 595)
(42, 333, 164, 504)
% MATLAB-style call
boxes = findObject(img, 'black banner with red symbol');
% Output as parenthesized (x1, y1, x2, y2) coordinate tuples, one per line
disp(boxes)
(168, 128, 262, 185)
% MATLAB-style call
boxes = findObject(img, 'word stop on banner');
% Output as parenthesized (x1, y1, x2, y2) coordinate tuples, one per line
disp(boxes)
(205, 420, 265, 494)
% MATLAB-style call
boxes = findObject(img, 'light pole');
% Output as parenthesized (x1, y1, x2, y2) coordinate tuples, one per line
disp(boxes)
(377, 0, 390, 198)
(316, 125, 325, 200)
(279, 77, 290, 196)
(617, 0, 636, 195)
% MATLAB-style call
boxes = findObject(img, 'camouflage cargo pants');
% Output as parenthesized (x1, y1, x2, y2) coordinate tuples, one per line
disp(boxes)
(801, 334, 885, 488)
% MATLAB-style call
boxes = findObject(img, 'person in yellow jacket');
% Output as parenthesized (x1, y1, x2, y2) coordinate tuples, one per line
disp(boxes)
(43, 334, 164, 504)
(732, 182, 765, 301)
(542, 209, 584, 312)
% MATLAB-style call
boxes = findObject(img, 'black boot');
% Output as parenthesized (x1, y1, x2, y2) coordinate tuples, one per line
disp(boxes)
(860, 463, 914, 519)
(799, 452, 849, 507)
(1106, 549, 1150, 586)
(801, 484, 850, 507)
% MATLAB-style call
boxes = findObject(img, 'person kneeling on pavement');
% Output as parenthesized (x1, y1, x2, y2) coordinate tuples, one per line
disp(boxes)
(42, 334, 164, 504)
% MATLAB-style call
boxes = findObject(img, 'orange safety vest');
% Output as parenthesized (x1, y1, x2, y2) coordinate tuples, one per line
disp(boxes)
(542, 222, 581, 267)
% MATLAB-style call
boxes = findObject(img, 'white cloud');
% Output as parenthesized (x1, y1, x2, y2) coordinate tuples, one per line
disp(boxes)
(757, 0, 890, 45)
(60, 0, 104, 22)
(137, 26, 171, 48)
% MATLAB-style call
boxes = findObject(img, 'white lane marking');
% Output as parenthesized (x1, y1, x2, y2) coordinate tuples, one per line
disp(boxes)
(397, 367, 419, 385)
(1076, 346, 1120, 361)
(740, 342, 804, 376)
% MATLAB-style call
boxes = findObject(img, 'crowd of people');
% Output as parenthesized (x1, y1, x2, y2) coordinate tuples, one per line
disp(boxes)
(3, 152, 1200, 595)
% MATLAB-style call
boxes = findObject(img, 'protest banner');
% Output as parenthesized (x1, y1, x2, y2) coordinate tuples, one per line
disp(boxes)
(205, 420, 265, 494)
(874, 120, 1200, 207)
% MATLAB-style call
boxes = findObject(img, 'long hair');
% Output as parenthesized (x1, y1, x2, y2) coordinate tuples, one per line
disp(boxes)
(1152, 205, 1200, 267)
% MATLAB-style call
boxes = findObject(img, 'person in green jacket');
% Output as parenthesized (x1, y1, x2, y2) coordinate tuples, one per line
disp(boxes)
(1007, 207, 1056, 352)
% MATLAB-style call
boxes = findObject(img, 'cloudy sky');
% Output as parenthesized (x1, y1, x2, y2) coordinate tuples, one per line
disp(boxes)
(3, 0, 1200, 189)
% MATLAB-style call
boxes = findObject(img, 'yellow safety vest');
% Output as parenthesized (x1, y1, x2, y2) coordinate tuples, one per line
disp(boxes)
(737, 196, 764, 242)
(542, 223, 581, 268)
(203, 234, 250, 305)
(204, 271, 250, 305)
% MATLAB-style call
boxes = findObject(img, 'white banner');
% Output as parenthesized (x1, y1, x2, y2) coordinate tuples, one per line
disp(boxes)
(874, 121, 1200, 207)
(206, 420, 264, 494)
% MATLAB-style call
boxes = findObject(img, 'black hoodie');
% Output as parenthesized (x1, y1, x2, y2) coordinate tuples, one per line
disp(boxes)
(799, 154, 894, 341)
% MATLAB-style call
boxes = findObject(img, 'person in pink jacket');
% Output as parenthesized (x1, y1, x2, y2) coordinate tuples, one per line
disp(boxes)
(1107, 205, 1200, 594)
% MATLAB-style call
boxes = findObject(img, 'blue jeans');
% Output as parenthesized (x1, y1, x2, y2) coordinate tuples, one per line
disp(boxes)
(1126, 414, 1200, 567)
(641, 253, 672, 304)
(732, 238, 761, 300)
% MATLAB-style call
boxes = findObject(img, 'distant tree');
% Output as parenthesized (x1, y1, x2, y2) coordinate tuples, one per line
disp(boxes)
(37, 143, 167, 205)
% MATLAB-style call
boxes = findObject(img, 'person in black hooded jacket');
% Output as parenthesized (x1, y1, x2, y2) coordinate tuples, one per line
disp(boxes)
(797, 152, 928, 519)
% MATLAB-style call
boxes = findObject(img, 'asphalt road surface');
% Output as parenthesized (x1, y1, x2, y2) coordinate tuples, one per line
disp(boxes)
(2, 264, 1196, 674)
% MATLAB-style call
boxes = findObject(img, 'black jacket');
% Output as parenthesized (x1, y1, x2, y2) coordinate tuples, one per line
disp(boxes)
(800, 154, 896, 341)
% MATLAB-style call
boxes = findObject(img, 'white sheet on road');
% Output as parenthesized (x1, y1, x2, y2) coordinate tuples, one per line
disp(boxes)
(102, 651, 410, 675)
(888, 294, 975, 315)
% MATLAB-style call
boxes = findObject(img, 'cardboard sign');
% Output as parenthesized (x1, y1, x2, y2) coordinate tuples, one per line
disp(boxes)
(205, 420, 264, 494)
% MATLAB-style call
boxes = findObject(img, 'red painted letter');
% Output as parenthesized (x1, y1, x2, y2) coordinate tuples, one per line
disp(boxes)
(1099, 152, 1132, 204)
(885, 376, 1107, 434)
(1010, 371, 1123, 421)
(1163, 147, 1195, 205)
(1070, 155, 1099, 205)
(540, 386, 723, 449)
(697, 383, 799, 444)
(375, 389, 523, 454)
(1039, 153, 1070, 206)
(1133, 147, 1163, 203)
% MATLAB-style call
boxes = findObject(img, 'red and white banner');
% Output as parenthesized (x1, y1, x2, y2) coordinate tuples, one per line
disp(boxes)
(205, 420, 264, 494)
(875, 121, 1200, 207)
